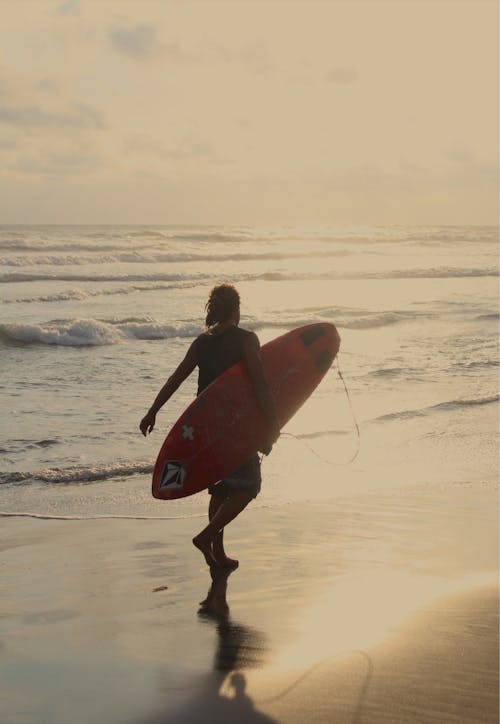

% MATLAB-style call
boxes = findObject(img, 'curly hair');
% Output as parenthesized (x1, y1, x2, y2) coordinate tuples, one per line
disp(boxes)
(205, 284, 240, 329)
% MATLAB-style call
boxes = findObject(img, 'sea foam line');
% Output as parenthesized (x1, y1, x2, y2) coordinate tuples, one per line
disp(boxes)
(0, 248, 352, 267)
(256, 268, 499, 282)
(2, 280, 196, 304)
(1, 267, 498, 284)
(0, 230, 253, 252)
(0, 271, 210, 284)
(0, 461, 153, 486)
(0, 309, 416, 347)
(0, 319, 204, 346)
(0, 511, 205, 520)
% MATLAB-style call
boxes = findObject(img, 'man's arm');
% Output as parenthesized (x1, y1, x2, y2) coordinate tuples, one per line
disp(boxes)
(243, 332, 280, 454)
(140, 339, 198, 436)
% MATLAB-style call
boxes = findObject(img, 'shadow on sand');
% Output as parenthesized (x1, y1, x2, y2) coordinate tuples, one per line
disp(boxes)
(137, 567, 277, 724)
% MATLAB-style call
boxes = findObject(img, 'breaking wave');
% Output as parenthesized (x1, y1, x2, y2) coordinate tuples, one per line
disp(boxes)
(2, 280, 196, 304)
(0, 307, 423, 347)
(475, 313, 500, 322)
(0, 461, 153, 487)
(256, 268, 499, 282)
(0, 248, 352, 267)
(0, 228, 254, 252)
(1, 266, 497, 286)
(373, 395, 499, 423)
(0, 271, 211, 284)
(339, 311, 412, 329)
(0, 318, 204, 346)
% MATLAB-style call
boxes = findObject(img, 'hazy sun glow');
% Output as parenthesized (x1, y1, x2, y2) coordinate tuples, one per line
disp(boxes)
(230, 571, 497, 686)
(0, 0, 497, 225)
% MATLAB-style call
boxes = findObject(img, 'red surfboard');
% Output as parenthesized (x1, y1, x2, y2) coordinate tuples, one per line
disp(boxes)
(152, 322, 340, 500)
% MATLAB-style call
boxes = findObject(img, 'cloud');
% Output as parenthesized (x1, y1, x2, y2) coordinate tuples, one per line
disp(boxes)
(0, 102, 105, 130)
(57, 1, 80, 16)
(0, 65, 105, 132)
(160, 38, 272, 72)
(164, 135, 214, 161)
(125, 133, 221, 163)
(325, 153, 499, 199)
(0, 66, 106, 179)
(107, 24, 271, 72)
(109, 25, 162, 61)
(200, 40, 272, 73)
(443, 147, 498, 187)
(15, 150, 104, 176)
(325, 66, 358, 84)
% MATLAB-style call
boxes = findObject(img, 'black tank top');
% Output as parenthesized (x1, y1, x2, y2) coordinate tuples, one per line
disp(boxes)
(196, 326, 252, 394)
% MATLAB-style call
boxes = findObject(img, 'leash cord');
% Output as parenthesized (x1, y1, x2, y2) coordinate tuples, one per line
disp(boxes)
(279, 355, 361, 466)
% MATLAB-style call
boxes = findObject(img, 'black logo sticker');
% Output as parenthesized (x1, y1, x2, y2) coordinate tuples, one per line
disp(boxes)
(159, 460, 186, 490)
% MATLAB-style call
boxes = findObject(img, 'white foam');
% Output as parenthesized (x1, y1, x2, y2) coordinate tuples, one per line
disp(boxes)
(0, 511, 204, 520)
(0, 460, 154, 485)
(0, 319, 125, 346)
(0, 318, 207, 346)
(0, 308, 417, 346)
(2, 280, 195, 304)
(0, 271, 207, 283)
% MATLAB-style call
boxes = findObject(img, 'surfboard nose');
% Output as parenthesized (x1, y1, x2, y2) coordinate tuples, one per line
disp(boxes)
(298, 322, 340, 374)
(299, 322, 340, 351)
(299, 324, 327, 346)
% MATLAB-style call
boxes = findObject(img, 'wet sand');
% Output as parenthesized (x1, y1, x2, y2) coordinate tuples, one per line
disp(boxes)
(1, 487, 498, 723)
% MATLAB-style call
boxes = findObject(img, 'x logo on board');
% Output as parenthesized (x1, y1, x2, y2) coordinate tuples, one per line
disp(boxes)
(181, 425, 195, 441)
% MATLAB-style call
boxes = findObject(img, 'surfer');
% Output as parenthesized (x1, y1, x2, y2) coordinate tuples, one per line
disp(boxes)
(140, 284, 280, 569)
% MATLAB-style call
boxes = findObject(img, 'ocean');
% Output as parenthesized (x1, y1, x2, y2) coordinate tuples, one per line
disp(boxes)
(1, 224, 498, 521)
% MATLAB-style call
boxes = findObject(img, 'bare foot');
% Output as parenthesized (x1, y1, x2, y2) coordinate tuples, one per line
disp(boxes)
(193, 534, 219, 568)
(215, 555, 239, 570)
(212, 544, 239, 569)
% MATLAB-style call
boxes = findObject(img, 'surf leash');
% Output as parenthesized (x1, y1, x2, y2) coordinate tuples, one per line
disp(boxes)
(254, 649, 373, 707)
(335, 355, 361, 463)
(278, 354, 361, 466)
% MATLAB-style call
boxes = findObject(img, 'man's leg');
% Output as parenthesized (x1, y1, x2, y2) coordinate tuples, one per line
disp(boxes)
(193, 489, 254, 567)
(209, 495, 230, 566)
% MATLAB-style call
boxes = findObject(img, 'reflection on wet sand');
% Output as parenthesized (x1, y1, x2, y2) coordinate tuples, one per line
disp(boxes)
(198, 567, 269, 672)
(137, 567, 277, 724)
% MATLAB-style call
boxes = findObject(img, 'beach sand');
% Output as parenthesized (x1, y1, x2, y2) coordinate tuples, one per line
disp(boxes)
(1, 486, 498, 724)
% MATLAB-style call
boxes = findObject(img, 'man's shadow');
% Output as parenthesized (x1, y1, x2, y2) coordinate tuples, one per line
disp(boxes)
(137, 568, 277, 724)
(191, 567, 276, 722)
(198, 567, 269, 672)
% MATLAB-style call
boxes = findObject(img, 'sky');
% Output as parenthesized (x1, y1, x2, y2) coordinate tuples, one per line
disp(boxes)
(0, 0, 498, 225)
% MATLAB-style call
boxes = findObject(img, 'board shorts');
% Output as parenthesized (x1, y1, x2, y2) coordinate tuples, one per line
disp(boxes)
(208, 454, 262, 499)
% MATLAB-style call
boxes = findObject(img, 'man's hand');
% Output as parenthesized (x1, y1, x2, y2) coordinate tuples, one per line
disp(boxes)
(140, 410, 156, 436)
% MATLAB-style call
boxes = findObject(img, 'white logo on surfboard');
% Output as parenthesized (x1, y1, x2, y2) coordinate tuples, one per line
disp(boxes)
(159, 460, 186, 490)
